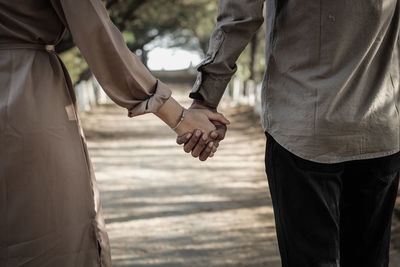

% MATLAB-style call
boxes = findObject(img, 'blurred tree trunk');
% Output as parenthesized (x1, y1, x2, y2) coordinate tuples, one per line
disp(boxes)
(249, 31, 259, 81)
(141, 49, 149, 68)
(198, 38, 209, 56)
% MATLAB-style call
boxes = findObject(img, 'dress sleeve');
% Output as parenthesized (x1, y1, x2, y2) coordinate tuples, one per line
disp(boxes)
(59, 0, 171, 117)
(190, 0, 265, 108)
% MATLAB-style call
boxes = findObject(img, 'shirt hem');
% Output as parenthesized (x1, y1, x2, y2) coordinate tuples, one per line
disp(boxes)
(265, 130, 400, 164)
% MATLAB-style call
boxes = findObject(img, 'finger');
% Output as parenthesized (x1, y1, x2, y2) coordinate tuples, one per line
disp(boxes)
(184, 130, 201, 153)
(212, 146, 217, 153)
(192, 133, 209, 158)
(204, 110, 230, 125)
(213, 123, 227, 141)
(199, 142, 214, 161)
(176, 132, 192, 145)
(214, 141, 220, 148)
(210, 131, 218, 140)
(209, 152, 215, 158)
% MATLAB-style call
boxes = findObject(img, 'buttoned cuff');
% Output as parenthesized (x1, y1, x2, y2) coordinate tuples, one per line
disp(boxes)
(128, 80, 172, 117)
(190, 72, 230, 108)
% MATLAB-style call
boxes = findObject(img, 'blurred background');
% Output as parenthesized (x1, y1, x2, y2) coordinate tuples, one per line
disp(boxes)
(57, 0, 400, 266)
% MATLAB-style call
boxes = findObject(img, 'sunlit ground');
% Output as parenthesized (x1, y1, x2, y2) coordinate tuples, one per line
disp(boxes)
(81, 83, 280, 266)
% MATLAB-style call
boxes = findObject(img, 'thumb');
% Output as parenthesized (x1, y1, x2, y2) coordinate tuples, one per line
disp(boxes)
(204, 110, 230, 125)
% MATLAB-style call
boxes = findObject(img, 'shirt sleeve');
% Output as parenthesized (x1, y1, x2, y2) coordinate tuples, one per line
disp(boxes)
(59, 0, 171, 117)
(190, 0, 265, 108)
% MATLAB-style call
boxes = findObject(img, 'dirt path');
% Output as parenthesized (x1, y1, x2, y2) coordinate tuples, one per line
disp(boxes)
(80, 83, 400, 267)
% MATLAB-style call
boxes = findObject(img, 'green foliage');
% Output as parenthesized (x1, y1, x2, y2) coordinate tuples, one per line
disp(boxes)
(176, 0, 218, 54)
(119, 0, 218, 54)
(58, 0, 266, 85)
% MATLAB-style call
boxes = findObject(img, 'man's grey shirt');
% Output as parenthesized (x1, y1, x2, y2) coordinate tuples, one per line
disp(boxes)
(190, 0, 400, 163)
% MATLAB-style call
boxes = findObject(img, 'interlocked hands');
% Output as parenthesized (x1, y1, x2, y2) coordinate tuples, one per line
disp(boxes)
(175, 100, 228, 161)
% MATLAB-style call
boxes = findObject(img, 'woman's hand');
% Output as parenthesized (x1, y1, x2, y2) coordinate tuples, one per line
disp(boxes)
(155, 96, 229, 137)
(173, 109, 229, 136)
(174, 109, 229, 161)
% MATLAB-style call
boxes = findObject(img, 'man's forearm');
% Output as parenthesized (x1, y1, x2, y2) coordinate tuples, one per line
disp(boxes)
(190, 0, 265, 108)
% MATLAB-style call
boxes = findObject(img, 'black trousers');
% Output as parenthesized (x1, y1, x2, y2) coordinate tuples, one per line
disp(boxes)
(265, 133, 400, 267)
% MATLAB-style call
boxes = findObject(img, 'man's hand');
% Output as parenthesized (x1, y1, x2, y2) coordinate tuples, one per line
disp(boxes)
(176, 100, 228, 161)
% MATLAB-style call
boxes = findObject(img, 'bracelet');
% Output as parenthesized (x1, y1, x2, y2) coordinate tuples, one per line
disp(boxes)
(171, 108, 186, 131)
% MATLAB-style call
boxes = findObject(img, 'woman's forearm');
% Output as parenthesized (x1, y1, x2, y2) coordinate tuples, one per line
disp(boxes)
(154, 97, 183, 129)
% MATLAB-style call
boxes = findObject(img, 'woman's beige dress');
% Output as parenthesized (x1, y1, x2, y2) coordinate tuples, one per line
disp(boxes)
(0, 0, 171, 266)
